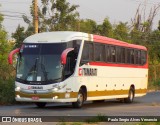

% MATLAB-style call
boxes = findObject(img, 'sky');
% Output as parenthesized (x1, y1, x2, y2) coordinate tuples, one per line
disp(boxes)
(0, 0, 160, 38)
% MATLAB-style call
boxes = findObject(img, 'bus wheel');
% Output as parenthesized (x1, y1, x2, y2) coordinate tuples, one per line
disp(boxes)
(124, 88, 134, 103)
(35, 102, 46, 108)
(72, 89, 84, 108)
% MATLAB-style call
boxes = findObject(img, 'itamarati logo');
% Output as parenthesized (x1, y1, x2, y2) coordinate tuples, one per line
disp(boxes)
(28, 86, 43, 90)
(79, 68, 97, 76)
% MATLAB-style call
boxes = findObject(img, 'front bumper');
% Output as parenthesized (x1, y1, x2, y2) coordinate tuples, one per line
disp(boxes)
(15, 91, 78, 102)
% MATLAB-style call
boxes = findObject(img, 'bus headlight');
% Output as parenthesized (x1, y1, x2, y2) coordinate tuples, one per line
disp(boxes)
(52, 84, 67, 92)
(52, 88, 58, 91)
(15, 86, 21, 91)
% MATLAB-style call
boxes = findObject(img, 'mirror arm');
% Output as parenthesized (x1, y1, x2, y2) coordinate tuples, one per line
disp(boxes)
(61, 48, 74, 65)
(8, 48, 20, 64)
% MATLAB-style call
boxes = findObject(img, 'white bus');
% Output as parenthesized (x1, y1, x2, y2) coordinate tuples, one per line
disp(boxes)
(9, 31, 148, 108)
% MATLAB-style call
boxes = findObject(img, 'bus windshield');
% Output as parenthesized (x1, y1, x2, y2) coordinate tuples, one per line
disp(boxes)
(16, 43, 67, 83)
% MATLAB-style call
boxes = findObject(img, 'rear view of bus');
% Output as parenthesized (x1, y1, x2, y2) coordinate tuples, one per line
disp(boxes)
(8, 31, 148, 108)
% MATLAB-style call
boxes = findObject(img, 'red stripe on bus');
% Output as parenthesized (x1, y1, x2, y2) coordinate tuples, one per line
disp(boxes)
(93, 35, 147, 50)
(89, 62, 148, 69)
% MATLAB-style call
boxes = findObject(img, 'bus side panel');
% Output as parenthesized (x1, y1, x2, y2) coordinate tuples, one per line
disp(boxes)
(78, 64, 148, 101)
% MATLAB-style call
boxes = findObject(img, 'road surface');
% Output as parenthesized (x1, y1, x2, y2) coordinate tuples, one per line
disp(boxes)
(0, 91, 160, 124)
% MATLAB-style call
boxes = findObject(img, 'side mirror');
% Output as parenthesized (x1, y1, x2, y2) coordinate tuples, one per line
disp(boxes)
(8, 48, 20, 64)
(61, 48, 74, 65)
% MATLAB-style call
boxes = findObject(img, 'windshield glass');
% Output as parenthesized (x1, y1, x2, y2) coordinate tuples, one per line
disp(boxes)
(16, 43, 66, 83)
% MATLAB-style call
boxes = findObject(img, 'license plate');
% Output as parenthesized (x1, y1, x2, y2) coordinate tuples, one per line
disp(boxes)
(32, 96, 39, 100)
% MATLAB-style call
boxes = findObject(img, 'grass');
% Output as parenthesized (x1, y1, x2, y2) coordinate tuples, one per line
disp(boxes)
(85, 114, 107, 123)
(56, 114, 107, 125)
(148, 79, 160, 90)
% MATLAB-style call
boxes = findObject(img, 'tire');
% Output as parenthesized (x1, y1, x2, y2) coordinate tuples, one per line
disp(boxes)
(35, 102, 46, 108)
(124, 88, 135, 103)
(72, 89, 84, 108)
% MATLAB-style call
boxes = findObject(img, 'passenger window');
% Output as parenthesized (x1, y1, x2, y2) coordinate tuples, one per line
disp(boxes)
(141, 51, 147, 65)
(135, 50, 141, 65)
(137, 50, 141, 64)
(106, 45, 111, 62)
(121, 48, 125, 63)
(135, 50, 138, 64)
(111, 46, 116, 62)
(81, 41, 94, 64)
(95, 43, 105, 62)
(116, 47, 122, 63)
(67, 40, 81, 55)
(89, 44, 94, 61)
(127, 49, 131, 64)
(82, 44, 89, 61)
(130, 49, 134, 64)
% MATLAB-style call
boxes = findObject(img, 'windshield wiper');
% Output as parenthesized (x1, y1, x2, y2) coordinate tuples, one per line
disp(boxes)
(41, 63, 48, 81)
(25, 58, 38, 81)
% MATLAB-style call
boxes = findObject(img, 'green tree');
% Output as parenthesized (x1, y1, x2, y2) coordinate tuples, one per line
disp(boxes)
(12, 25, 26, 48)
(23, 0, 79, 32)
(147, 30, 160, 86)
(0, 12, 14, 80)
(147, 30, 160, 63)
(79, 19, 97, 34)
(97, 18, 113, 37)
(130, 28, 142, 44)
(0, 7, 20, 104)
(113, 22, 130, 42)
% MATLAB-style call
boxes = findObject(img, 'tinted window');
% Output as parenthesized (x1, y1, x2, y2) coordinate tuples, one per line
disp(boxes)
(121, 48, 125, 63)
(130, 49, 134, 64)
(67, 40, 81, 54)
(127, 49, 131, 64)
(82, 41, 147, 66)
(81, 41, 94, 61)
(141, 51, 147, 65)
(89, 43, 94, 61)
(111, 46, 116, 62)
(95, 43, 105, 62)
(82, 43, 89, 60)
(116, 47, 122, 63)
(106, 45, 111, 62)
(135, 50, 141, 65)
(138, 51, 141, 64)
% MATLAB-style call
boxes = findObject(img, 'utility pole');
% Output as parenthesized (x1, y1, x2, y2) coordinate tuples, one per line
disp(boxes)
(34, 0, 38, 33)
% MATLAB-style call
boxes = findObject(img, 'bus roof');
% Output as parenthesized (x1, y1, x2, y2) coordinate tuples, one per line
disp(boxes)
(24, 31, 90, 43)
(23, 31, 147, 50)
